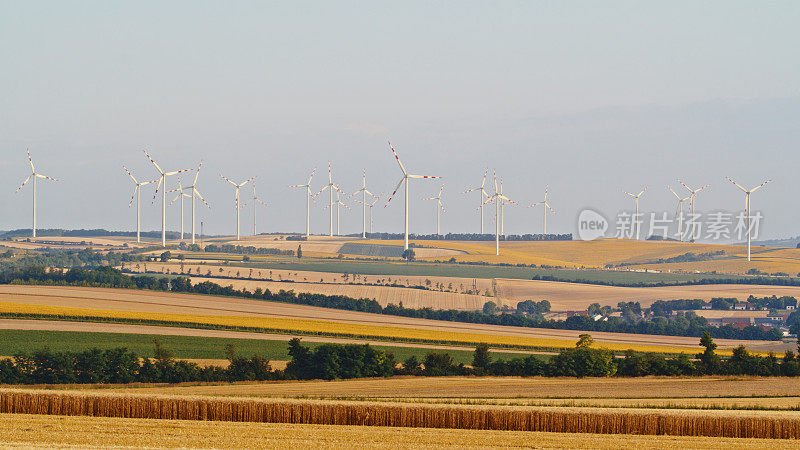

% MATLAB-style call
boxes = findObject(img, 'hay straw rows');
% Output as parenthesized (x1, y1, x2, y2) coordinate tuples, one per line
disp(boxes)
(1, 389, 798, 439)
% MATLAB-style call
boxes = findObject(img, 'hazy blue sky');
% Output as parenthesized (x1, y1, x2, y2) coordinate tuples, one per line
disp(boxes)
(1, 1, 798, 240)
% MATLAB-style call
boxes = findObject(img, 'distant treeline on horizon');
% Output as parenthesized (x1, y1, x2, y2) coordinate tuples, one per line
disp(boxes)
(0, 229, 571, 242)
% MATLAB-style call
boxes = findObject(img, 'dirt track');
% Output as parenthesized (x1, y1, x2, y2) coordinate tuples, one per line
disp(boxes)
(0, 285, 788, 352)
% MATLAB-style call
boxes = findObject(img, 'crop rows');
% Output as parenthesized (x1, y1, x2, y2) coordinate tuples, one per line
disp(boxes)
(1, 389, 798, 439)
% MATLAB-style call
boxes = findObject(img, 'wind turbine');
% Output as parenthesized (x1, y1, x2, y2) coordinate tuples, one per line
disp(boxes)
(144, 150, 192, 247)
(481, 171, 514, 256)
(499, 178, 513, 237)
(528, 185, 555, 234)
(423, 184, 445, 236)
(678, 180, 711, 241)
(289, 167, 316, 238)
(183, 161, 210, 245)
(667, 185, 691, 241)
(167, 176, 193, 240)
(15, 149, 58, 238)
(384, 141, 441, 250)
(325, 189, 350, 236)
(622, 186, 648, 240)
(315, 163, 340, 237)
(351, 170, 375, 238)
(243, 181, 268, 236)
(463, 170, 489, 234)
(122, 166, 156, 243)
(726, 177, 771, 261)
(220, 175, 254, 240)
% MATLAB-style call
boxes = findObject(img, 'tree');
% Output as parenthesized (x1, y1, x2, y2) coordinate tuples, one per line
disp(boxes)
(402, 248, 415, 262)
(483, 301, 498, 315)
(297, 245, 302, 259)
(576, 334, 594, 349)
(159, 251, 171, 262)
(472, 343, 491, 372)
(697, 331, 720, 374)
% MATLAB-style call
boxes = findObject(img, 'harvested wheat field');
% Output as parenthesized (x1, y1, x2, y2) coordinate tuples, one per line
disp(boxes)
(2, 389, 800, 439)
(124, 262, 800, 312)
(0, 285, 785, 354)
(494, 278, 800, 311)
(2, 414, 791, 449)
(189, 276, 487, 310)
(107, 376, 800, 400)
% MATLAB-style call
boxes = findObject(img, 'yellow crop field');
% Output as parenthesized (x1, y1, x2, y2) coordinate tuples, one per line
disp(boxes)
(0, 298, 759, 355)
(2, 414, 793, 449)
(2, 389, 800, 440)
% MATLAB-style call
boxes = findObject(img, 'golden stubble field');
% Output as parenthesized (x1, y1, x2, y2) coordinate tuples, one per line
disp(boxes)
(0, 414, 792, 449)
(125, 261, 800, 312)
(0, 285, 787, 353)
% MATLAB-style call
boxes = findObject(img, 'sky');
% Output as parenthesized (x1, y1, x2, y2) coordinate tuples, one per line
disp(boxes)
(1, 1, 799, 241)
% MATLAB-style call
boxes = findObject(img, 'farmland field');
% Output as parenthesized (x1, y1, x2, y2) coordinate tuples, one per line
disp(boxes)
(0, 327, 533, 364)
(2, 414, 790, 449)
(0, 285, 787, 354)
(128, 262, 800, 311)
(106, 375, 800, 400)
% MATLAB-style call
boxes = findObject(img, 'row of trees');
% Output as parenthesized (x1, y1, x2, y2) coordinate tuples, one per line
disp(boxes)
(3, 333, 799, 385)
(1, 265, 782, 341)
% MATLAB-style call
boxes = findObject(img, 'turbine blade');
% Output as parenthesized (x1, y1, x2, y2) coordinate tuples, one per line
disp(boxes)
(750, 179, 772, 193)
(220, 175, 237, 186)
(725, 176, 747, 192)
(307, 167, 317, 185)
(194, 189, 211, 208)
(193, 160, 203, 185)
(165, 168, 192, 176)
(35, 174, 58, 181)
(27, 148, 35, 172)
(123, 166, 137, 183)
(15, 175, 33, 193)
(408, 174, 441, 179)
(128, 186, 138, 207)
(384, 177, 405, 207)
(152, 177, 163, 201)
(387, 141, 407, 175)
(667, 184, 680, 199)
(143, 149, 164, 174)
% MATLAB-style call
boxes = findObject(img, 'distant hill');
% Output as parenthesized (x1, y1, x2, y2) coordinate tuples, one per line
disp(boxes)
(748, 236, 800, 248)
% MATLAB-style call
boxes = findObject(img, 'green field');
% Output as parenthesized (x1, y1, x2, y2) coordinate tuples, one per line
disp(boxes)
(0, 329, 534, 365)
(176, 254, 766, 286)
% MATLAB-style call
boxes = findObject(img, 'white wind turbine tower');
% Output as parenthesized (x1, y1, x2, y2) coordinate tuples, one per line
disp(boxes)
(167, 177, 192, 240)
(622, 186, 648, 240)
(243, 181, 268, 236)
(289, 167, 316, 238)
(463, 170, 490, 234)
(667, 185, 691, 241)
(385, 141, 441, 250)
(351, 170, 375, 238)
(15, 149, 58, 238)
(325, 189, 350, 236)
(123, 166, 156, 243)
(315, 163, 340, 237)
(367, 194, 381, 234)
(726, 177, 771, 261)
(220, 175, 255, 241)
(423, 184, 445, 236)
(528, 185, 555, 234)
(678, 180, 711, 241)
(183, 161, 210, 245)
(144, 150, 192, 247)
(481, 171, 514, 256)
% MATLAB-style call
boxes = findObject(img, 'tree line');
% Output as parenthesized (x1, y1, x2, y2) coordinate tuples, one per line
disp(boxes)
(2, 333, 799, 385)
